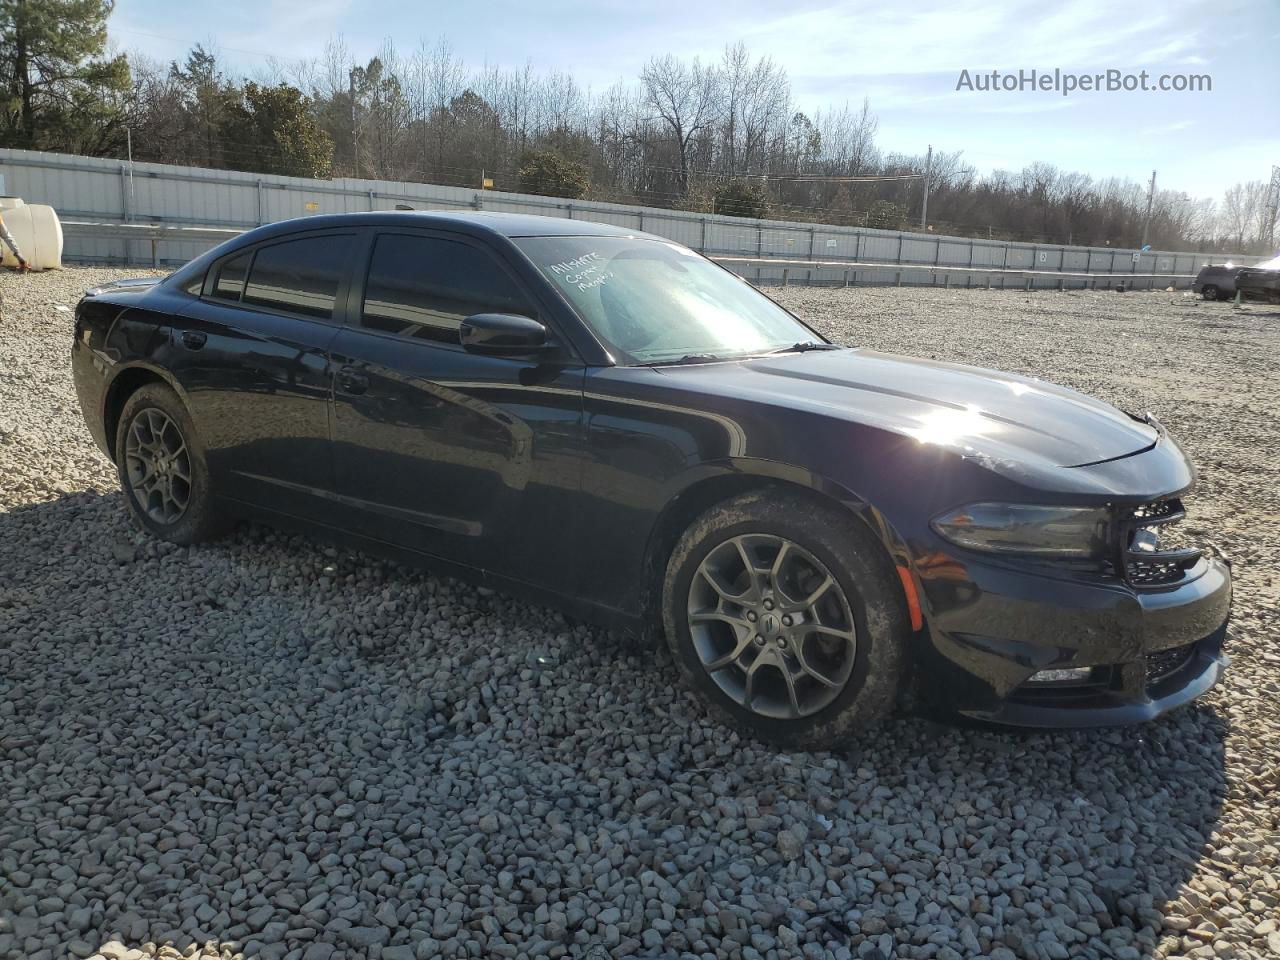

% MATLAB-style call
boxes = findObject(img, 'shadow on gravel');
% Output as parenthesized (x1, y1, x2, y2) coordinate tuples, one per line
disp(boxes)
(879, 713, 1228, 948)
(1, 490, 1229, 960)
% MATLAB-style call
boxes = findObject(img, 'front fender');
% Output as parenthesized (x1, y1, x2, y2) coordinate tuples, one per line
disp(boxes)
(661, 456, 915, 563)
(641, 456, 924, 635)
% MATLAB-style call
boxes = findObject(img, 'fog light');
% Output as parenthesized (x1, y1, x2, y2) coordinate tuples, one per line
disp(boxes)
(1028, 667, 1093, 683)
(1131, 528, 1161, 553)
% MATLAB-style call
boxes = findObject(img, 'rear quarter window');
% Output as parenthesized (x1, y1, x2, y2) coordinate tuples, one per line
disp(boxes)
(212, 252, 252, 300)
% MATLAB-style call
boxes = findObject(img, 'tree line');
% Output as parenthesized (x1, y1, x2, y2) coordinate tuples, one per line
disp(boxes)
(3, 0, 1275, 254)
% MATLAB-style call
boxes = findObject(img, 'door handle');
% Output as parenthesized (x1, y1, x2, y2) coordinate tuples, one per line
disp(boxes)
(337, 366, 369, 396)
(180, 330, 207, 350)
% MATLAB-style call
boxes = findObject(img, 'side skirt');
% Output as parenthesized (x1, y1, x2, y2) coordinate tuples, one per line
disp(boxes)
(217, 496, 646, 636)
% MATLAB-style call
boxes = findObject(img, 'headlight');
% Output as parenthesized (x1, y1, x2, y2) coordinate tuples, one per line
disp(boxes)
(932, 503, 1110, 558)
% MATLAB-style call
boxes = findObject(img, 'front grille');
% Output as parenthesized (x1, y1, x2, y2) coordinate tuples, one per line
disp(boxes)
(1131, 500, 1180, 522)
(1145, 643, 1197, 683)
(1128, 557, 1192, 586)
(1117, 498, 1201, 588)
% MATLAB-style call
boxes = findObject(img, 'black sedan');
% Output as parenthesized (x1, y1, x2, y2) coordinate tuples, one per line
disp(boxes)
(71, 212, 1232, 747)
(1235, 255, 1280, 304)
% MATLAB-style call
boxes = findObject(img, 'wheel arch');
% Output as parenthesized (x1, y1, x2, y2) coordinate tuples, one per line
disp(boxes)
(639, 461, 920, 642)
(102, 363, 191, 464)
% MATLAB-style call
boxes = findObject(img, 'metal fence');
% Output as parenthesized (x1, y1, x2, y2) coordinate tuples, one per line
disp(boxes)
(1, 147, 1259, 289)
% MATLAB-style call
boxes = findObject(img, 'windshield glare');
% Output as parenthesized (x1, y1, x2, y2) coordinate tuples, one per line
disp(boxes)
(515, 236, 819, 364)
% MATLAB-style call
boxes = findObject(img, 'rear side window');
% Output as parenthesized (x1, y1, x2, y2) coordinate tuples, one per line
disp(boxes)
(212, 251, 251, 300)
(362, 234, 534, 344)
(242, 234, 353, 319)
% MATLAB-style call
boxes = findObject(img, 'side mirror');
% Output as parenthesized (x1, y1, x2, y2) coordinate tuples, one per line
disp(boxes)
(459, 313, 551, 356)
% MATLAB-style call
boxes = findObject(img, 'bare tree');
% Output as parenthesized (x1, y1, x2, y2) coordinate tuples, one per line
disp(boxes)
(737, 54, 788, 174)
(641, 54, 721, 195)
(1243, 180, 1270, 246)
(1056, 171, 1092, 244)
(1221, 183, 1252, 249)
(1019, 162, 1061, 238)
(816, 98, 878, 174)
(534, 69, 583, 137)
(718, 42, 752, 174)
(349, 41, 410, 180)
(1183, 197, 1217, 246)
(411, 37, 464, 179)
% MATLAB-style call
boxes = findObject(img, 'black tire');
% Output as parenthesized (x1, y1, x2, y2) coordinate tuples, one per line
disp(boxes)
(1201, 285, 1219, 301)
(662, 490, 909, 749)
(115, 382, 229, 544)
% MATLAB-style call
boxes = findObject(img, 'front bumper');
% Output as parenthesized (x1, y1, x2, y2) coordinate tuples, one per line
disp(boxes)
(914, 550, 1232, 728)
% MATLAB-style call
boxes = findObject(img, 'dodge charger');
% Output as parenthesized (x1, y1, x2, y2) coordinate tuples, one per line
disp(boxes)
(71, 212, 1232, 747)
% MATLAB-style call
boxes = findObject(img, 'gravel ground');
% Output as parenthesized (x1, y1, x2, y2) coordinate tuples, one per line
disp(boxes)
(1, 267, 1278, 960)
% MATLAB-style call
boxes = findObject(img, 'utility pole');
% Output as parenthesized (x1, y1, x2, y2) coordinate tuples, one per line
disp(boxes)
(126, 127, 135, 217)
(1264, 164, 1280, 250)
(349, 70, 360, 180)
(920, 144, 932, 229)
(1140, 169, 1156, 248)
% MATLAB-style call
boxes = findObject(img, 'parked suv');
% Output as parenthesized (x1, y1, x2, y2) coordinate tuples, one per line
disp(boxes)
(1191, 264, 1240, 301)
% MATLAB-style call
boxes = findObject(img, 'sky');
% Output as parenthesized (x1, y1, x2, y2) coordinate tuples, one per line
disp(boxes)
(108, 0, 1280, 201)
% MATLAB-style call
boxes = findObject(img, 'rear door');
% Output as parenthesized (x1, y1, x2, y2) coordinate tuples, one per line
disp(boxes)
(327, 229, 587, 590)
(167, 229, 360, 517)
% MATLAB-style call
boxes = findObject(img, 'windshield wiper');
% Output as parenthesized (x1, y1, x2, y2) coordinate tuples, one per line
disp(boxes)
(637, 353, 725, 367)
(768, 341, 842, 354)
(639, 343, 838, 366)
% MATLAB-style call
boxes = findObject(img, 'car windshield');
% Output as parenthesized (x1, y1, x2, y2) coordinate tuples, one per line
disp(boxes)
(515, 236, 821, 365)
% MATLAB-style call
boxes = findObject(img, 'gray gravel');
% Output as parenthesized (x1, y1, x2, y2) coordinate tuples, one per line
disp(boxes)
(2, 267, 1278, 960)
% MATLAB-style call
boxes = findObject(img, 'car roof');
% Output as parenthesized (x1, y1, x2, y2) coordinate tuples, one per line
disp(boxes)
(245, 210, 666, 243)
(163, 210, 676, 302)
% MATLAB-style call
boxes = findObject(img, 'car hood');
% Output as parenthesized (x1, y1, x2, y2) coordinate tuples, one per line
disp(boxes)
(657, 348, 1159, 469)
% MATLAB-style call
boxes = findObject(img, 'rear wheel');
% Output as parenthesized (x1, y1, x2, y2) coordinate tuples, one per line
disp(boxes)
(115, 383, 228, 544)
(1201, 285, 1219, 301)
(662, 491, 908, 749)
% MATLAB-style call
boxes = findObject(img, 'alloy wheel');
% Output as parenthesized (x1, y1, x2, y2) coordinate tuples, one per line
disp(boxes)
(124, 408, 192, 525)
(687, 533, 857, 719)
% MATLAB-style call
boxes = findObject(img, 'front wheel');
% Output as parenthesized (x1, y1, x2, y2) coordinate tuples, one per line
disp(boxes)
(115, 382, 229, 544)
(662, 491, 909, 749)
(1201, 285, 1219, 301)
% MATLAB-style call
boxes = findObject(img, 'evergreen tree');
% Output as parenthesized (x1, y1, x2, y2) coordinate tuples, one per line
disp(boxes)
(235, 83, 333, 179)
(518, 150, 588, 198)
(0, 0, 130, 153)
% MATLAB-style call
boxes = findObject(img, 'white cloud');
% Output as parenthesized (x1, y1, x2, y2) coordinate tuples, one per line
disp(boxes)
(729, 0, 1211, 77)
(1138, 120, 1195, 136)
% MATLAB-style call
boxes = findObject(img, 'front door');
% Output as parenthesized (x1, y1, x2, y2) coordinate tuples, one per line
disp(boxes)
(327, 230, 586, 592)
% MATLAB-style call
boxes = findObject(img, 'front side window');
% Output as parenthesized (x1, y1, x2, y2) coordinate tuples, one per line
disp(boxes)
(514, 236, 818, 365)
(242, 234, 353, 320)
(362, 234, 534, 344)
